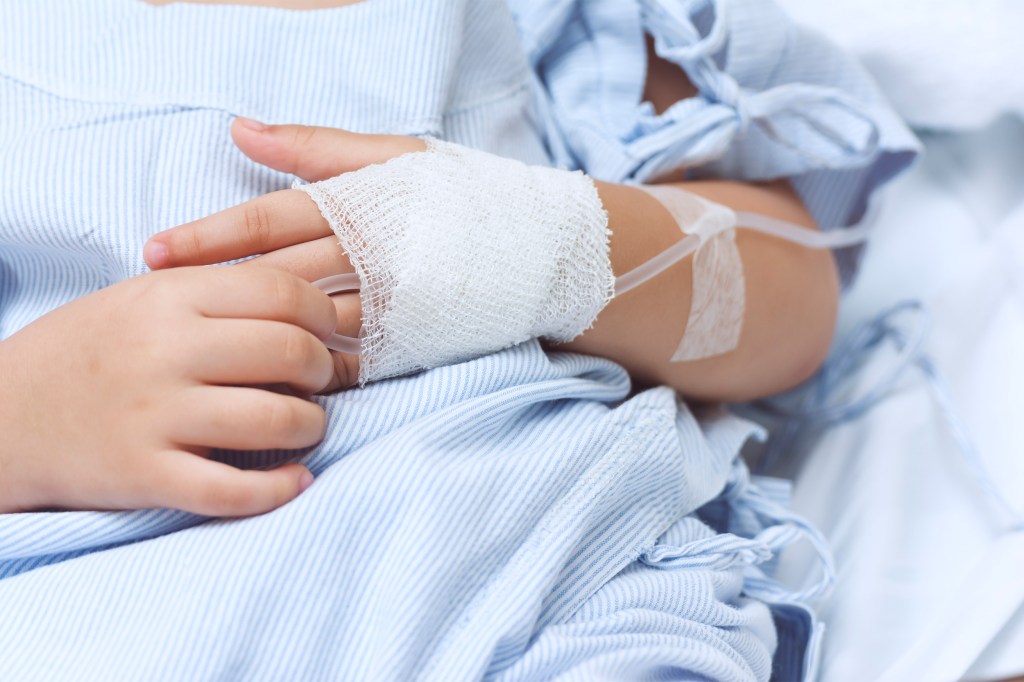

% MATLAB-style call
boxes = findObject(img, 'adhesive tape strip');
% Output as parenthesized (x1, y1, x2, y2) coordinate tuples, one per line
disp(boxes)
(671, 229, 745, 362)
(637, 185, 746, 362)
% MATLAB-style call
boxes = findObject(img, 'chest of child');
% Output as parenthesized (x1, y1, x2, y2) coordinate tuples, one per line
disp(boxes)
(0, 0, 538, 243)
(0, 0, 544, 334)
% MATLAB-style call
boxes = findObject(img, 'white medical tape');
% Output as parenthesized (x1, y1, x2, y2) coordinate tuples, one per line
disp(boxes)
(636, 185, 746, 362)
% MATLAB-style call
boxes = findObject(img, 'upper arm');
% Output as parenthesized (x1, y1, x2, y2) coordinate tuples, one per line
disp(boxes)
(638, 41, 839, 398)
(659, 180, 838, 400)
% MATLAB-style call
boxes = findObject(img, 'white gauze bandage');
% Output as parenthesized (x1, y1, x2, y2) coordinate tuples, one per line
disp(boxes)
(633, 186, 745, 362)
(299, 139, 613, 384)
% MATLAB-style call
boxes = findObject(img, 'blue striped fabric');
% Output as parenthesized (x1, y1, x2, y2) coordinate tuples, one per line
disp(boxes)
(510, 0, 920, 284)
(0, 0, 912, 679)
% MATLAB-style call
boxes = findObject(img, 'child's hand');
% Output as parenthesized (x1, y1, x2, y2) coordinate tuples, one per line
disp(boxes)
(0, 266, 338, 516)
(144, 120, 425, 391)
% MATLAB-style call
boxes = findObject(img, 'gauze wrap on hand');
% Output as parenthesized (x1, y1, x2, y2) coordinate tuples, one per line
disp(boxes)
(299, 139, 614, 384)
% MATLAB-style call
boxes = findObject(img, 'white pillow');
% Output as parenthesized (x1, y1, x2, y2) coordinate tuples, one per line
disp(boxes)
(776, 0, 1024, 130)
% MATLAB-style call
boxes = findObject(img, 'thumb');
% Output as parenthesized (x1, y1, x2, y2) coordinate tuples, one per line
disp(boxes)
(231, 118, 426, 182)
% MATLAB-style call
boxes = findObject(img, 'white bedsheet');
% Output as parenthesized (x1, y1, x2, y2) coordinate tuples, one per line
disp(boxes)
(762, 3, 1024, 677)
(775, 0, 1024, 131)
(774, 117, 1024, 681)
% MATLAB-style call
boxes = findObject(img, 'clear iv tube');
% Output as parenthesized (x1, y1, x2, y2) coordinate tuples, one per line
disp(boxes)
(614, 234, 701, 297)
(313, 272, 362, 354)
(735, 211, 872, 249)
(614, 212, 869, 298)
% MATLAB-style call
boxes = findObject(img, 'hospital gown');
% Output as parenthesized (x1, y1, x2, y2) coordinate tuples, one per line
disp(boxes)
(0, 0, 918, 679)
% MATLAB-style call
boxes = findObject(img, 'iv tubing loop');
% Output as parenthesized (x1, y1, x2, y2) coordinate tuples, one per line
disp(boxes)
(314, 273, 362, 354)
(613, 211, 871, 297)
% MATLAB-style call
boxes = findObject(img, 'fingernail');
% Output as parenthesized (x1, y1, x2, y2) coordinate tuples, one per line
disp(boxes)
(298, 471, 314, 493)
(143, 240, 168, 268)
(236, 117, 269, 132)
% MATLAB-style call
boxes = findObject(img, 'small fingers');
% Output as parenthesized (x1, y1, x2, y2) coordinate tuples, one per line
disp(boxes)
(170, 386, 327, 451)
(191, 319, 335, 394)
(145, 189, 329, 268)
(240, 235, 353, 283)
(231, 119, 427, 182)
(322, 340, 362, 394)
(152, 453, 313, 517)
(145, 123, 427, 270)
(187, 267, 338, 341)
(235, 246, 364, 393)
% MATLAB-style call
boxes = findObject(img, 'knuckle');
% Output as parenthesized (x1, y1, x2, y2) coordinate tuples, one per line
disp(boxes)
(197, 479, 253, 516)
(309, 404, 328, 441)
(175, 329, 208, 368)
(262, 397, 302, 438)
(240, 204, 273, 251)
(331, 353, 359, 390)
(186, 226, 204, 258)
(195, 266, 232, 293)
(270, 270, 304, 313)
(293, 125, 319, 150)
(142, 269, 184, 306)
(287, 127, 321, 174)
(281, 327, 316, 371)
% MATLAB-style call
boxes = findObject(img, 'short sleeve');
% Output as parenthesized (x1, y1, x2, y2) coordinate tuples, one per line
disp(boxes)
(507, 0, 922, 283)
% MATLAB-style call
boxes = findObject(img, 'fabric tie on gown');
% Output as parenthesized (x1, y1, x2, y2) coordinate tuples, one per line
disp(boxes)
(627, 0, 881, 181)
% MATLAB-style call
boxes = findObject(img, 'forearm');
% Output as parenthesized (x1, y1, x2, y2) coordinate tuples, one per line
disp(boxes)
(560, 179, 839, 402)
(148, 125, 840, 399)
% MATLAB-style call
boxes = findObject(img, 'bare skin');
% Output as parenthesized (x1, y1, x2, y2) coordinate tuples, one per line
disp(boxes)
(0, 267, 337, 514)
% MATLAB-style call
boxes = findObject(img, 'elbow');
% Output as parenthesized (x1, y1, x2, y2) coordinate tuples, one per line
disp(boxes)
(767, 248, 841, 396)
(790, 282, 838, 389)
(662, 180, 843, 403)
(671, 245, 840, 404)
